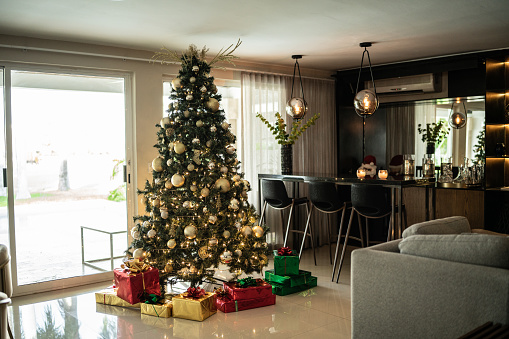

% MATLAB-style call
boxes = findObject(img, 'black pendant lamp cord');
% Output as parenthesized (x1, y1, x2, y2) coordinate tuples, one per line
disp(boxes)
(355, 47, 377, 95)
(362, 117, 366, 161)
(290, 58, 306, 104)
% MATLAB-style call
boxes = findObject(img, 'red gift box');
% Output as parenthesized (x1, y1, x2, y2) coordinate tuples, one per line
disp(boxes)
(223, 279, 273, 301)
(114, 267, 160, 304)
(216, 294, 276, 313)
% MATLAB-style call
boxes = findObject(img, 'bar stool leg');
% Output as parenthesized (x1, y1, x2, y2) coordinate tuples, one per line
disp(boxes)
(335, 207, 356, 283)
(332, 206, 347, 281)
(300, 204, 313, 261)
(327, 214, 333, 264)
(356, 208, 365, 248)
(259, 201, 267, 226)
(283, 202, 295, 247)
(305, 203, 316, 266)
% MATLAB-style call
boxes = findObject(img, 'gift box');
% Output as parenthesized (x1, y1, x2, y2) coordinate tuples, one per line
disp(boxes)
(95, 286, 141, 308)
(114, 266, 160, 304)
(273, 249, 299, 276)
(172, 291, 217, 321)
(270, 276, 317, 296)
(141, 300, 172, 318)
(216, 294, 276, 313)
(265, 269, 311, 287)
(223, 278, 273, 301)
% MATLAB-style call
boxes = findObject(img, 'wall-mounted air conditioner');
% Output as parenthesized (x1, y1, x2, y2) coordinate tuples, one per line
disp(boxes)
(366, 73, 438, 94)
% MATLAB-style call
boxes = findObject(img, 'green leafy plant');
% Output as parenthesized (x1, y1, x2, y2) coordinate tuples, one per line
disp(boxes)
(256, 112, 320, 145)
(417, 120, 450, 145)
(473, 123, 485, 164)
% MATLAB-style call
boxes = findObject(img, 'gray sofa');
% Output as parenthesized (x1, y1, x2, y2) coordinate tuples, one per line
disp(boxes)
(351, 216, 509, 339)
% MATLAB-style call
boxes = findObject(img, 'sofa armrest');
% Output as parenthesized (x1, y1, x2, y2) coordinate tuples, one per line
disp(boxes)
(351, 246, 509, 339)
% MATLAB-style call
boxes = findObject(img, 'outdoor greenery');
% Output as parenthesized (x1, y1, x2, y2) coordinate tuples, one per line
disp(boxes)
(417, 120, 450, 145)
(473, 123, 485, 164)
(256, 112, 320, 145)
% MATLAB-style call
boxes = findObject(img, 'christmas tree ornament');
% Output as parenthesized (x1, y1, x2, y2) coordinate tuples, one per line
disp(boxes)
(220, 166, 228, 174)
(241, 226, 253, 237)
(208, 215, 218, 224)
(234, 249, 242, 257)
(187, 164, 195, 171)
(165, 128, 174, 136)
(160, 117, 171, 127)
(174, 141, 186, 154)
(142, 221, 151, 228)
(183, 201, 191, 208)
(234, 222, 242, 230)
(154, 178, 162, 185)
(132, 231, 141, 240)
(223, 230, 230, 238)
(211, 84, 218, 93)
(241, 191, 248, 199)
(190, 184, 198, 192)
(249, 216, 257, 224)
(147, 229, 157, 238)
(201, 187, 210, 197)
(200, 85, 207, 92)
(184, 224, 197, 239)
(152, 198, 161, 208)
(208, 237, 218, 246)
(232, 174, 241, 182)
(226, 146, 235, 154)
(171, 173, 185, 187)
(186, 94, 194, 101)
(165, 180, 173, 189)
(160, 208, 169, 219)
(166, 159, 173, 166)
(165, 263, 173, 272)
(210, 126, 217, 132)
(220, 251, 232, 263)
(198, 246, 208, 259)
(208, 162, 215, 169)
(184, 110, 191, 117)
(206, 140, 213, 147)
(196, 120, 204, 127)
(167, 239, 177, 249)
(133, 248, 146, 259)
(192, 65, 199, 72)
(192, 137, 200, 144)
(203, 206, 208, 213)
(152, 157, 164, 172)
(171, 78, 182, 90)
(221, 122, 229, 130)
(189, 266, 198, 274)
(215, 178, 230, 192)
(189, 77, 196, 83)
(253, 225, 264, 238)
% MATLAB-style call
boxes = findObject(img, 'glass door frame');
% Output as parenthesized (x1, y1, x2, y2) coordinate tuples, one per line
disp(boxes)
(2, 62, 137, 297)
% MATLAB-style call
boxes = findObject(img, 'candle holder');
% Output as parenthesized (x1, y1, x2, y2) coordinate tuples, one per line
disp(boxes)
(378, 169, 388, 179)
(357, 169, 366, 178)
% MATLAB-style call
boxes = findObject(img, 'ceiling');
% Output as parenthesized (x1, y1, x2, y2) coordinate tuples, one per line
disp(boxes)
(1, 0, 508, 72)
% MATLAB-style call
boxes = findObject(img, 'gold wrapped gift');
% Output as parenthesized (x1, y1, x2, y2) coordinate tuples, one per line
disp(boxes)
(140, 300, 172, 318)
(95, 287, 141, 308)
(172, 292, 217, 321)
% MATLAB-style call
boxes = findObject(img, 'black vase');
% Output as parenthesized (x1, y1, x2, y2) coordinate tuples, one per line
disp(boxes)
(281, 144, 293, 175)
(426, 143, 436, 155)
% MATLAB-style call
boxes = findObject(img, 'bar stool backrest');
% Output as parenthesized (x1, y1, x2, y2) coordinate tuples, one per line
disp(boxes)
(351, 184, 391, 218)
(262, 180, 292, 208)
(308, 182, 346, 212)
(0, 245, 12, 298)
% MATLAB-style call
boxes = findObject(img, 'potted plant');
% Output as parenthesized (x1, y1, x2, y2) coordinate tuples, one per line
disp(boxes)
(417, 120, 450, 154)
(256, 112, 320, 174)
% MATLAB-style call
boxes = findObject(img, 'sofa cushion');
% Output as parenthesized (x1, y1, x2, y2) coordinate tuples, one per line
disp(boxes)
(398, 233, 509, 269)
(402, 216, 471, 238)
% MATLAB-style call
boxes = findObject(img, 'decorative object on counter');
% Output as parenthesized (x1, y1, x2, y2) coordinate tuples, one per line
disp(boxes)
(417, 120, 450, 155)
(356, 169, 366, 178)
(389, 154, 403, 176)
(378, 169, 388, 179)
(495, 142, 506, 157)
(452, 157, 484, 186)
(438, 157, 453, 183)
(448, 100, 467, 129)
(422, 154, 435, 178)
(357, 155, 377, 177)
(257, 112, 320, 175)
(403, 154, 415, 177)
(286, 55, 308, 119)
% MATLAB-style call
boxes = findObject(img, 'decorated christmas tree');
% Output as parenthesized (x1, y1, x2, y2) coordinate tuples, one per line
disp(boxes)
(127, 41, 270, 290)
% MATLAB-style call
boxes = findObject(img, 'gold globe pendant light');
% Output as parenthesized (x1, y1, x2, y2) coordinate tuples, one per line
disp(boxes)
(286, 55, 308, 119)
(449, 100, 467, 129)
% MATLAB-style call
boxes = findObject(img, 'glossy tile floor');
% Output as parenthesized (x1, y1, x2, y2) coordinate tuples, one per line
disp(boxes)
(8, 245, 355, 338)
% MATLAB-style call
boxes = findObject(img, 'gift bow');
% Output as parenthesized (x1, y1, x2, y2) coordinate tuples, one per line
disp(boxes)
(144, 294, 163, 304)
(121, 258, 150, 275)
(237, 277, 257, 288)
(277, 247, 294, 256)
(214, 287, 230, 299)
(185, 287, 206, 299)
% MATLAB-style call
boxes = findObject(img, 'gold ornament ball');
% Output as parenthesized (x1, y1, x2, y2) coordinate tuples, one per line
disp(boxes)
(208, 237, 218, 246)
(186, 94, 193, 101)
(249, 216, 257, 224)
(221, 122, 229, 130)
(171, 173, 185, 187)
(241, 226, 253, 237)
(190, 185, 198, 192)
(189, 77, 196, 83)
(187, 163, 195, 171)
(152, 198, 160, 208)
(152, 157, 164, 172)
(232, 174, 241, 182)
(131, 230, 141, 240)
(223, 230, 230, 238)
(160, 117, 170, 127)
(165, 180, 173, 189)
(147, 229, 157, 238)
(164, 263, 173, 273)
(184, 110, 191, 117)
(215, 178, 231, 193)
(226, 146, 235, 154)
(184, 224, 197, 239)
(220, 166, 228, 174)
(171, 78, 182, 90)
(196, 120, 204, 127)
(234, 249, 242, 257)
(174, 141, 186, 154)
(253, 225, 264, 238)
(206, 98, 220, 112)
(201, 187, 210, 197)
(167, 239, 177, 249)
(206, 140, 213, 148)
(160, 208, 169, 219)
(133, 248, 145, 259)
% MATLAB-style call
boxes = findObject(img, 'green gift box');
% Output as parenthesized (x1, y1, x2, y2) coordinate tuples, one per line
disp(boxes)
(273, 250, 299, 276)
(269, 276, 317, 296)
(265, 269, 311, 287)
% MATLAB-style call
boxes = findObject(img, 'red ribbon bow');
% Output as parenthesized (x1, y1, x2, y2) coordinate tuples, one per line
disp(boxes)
(277, 247, 294, 256)
(185, 287, 206, 299)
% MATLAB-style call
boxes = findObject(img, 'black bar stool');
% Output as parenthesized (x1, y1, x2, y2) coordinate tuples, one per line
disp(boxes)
(259, 179, 313, 260)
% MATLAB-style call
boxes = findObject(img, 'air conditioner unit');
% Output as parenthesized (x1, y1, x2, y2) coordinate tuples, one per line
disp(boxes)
(366, 73, 437, 94)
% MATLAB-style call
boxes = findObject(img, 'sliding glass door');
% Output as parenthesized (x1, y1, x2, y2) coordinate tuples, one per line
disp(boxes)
(3, 66, 134, 295)
(0, 68, 8, 248)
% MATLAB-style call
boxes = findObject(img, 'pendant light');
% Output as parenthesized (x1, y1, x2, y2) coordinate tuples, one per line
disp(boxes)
(449, 100, 467, 129)
(353, 42, 379, 117)
(286, 55, 308, 119)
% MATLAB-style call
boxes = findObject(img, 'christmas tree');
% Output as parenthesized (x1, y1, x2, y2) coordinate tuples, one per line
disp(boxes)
(473, 123, 485, 164)
(128, 41, 270, 290)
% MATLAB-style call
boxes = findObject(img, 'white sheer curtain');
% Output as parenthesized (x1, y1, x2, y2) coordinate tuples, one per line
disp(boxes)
(414, 103, 436, 168)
